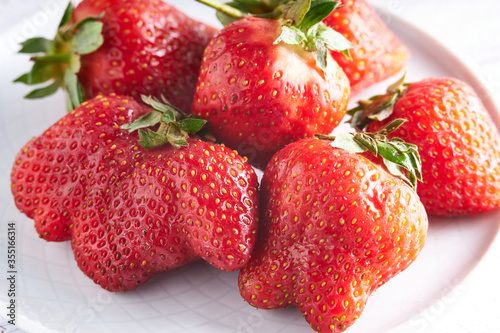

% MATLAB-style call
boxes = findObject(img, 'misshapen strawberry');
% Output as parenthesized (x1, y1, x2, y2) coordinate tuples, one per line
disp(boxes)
(351, 76, 500, 216)
(323, 0, 409, 92)
(15, 0, 216, 112)
(192, 1, 351, 169)
(11, 94, 259, 291)
(239, 125, 428, 332)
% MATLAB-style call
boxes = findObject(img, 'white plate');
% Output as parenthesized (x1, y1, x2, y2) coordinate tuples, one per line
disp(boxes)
(1, 2, 499, 333)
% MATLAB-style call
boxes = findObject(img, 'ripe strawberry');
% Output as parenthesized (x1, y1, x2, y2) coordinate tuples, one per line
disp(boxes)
(239, 131, 427, 332)
(323, 0, 409, 92)
(351, 76, 500, 216)
(15, 0, 216, 112)
(239, 130, 428, 332)
(192, 1, 351, 169)
(11, 94, 259, 291)
(209, 0, 409, 93)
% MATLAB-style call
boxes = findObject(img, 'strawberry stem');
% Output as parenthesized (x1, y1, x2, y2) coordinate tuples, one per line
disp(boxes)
(348, 74, 409, 131)
(13, 2, 104, 110)
(196, 0, 352, 76)
(315, 119, 422, 190)
(195, 0, 247, 19)
(314, 133, 336, 141)
(122, 96, 208, 149)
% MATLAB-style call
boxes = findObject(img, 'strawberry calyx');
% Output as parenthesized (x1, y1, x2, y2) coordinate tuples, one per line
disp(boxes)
(348, 74, 409, 131)
(315, 118, 422, 190)
(196, 0, 352, 75)
(122, 96, 208, 149)
(13, 3, 104, 110)
(274, 0, 352, 74)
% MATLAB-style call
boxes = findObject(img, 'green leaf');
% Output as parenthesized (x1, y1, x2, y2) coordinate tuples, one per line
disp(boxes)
(18, 37, 53, 54)
(315, 24, 352, 52)
(348, 74, 408, 131)
(167, 125, 189, 149)
(177, 118, 207, 134)
(142, 95, 185, 116)
(196, 0, 247, 20)
(341, 49, 351, 59)
(142, 95, 170, 112)
(330, 133, 367, 153)
(314, 39, 328, 75)
(71, 21, 104, 55)
(299, 0, 340, 30)
(14, 62, 54, 85)
(72, 12, 105, 31)
(141, 95, 163, 109)
(69, 53, 81, 73)
(377, 141, 406, 165)
(59, 2, 73, 28)
(369, 94, 398, 121)
(383, 159, 412, 187)
(281, 0, 311, 26)
(390, 137, 422, 180)
(29, 62, 54, 84)
(356, 120, 422, 190)
(216, 11, 240, 26)
(32, 53, 72, 63)
(214, 0, 249, 25)
(64, 68, 86, 110)
(122, 111, 163, 132)
(138, 129, 169, 149)
(387, 72, 407, 93)
(24, 82, 59, 99)
(123, 95, 208, 149)
(352, 134, 377, 155)
(13, 73, 30, 84)
(161, 110, 176, 123)
(274, 26, 307, 45)
(15, 2, 105, 104)
(381, 147, 418, 189)
(324, 119, 422, 190)
(349, 93, 400, 131)
(233, 0, 265, 6)
(376, 118, 407, 136)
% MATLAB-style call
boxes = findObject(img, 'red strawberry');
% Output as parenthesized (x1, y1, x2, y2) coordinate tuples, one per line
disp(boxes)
(351, 76, 500, 216)
(192, 1, 351, 169)
(11, 94, 259, 291)
(208, 0, 409, 93)
(239, 130, 428, 332)
(323, 0, 409, 92)
(15, 0, 216, 112)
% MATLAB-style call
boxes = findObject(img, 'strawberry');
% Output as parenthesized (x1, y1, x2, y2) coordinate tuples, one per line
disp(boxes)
(323, 0, 409, 92)
(350, 76, 500, 216)
(239, 125, 428, 333)
(192, 0, 351, 169)
(10, 94, 259, 291)
(14, 0, 216, 112)
(208, 0, 409, 93)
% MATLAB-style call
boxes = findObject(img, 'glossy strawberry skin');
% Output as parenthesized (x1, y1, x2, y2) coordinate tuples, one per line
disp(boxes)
(192, 17, 350, 169)
(239, 138, 428, 333)
(72, 0, 216, 112)
(367, 77, 500, 216)
(11, 94, 259, 291)
(323, 0, 409, 93)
